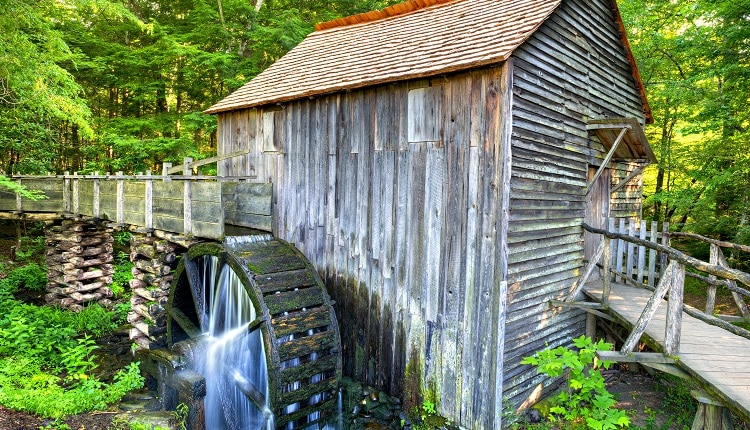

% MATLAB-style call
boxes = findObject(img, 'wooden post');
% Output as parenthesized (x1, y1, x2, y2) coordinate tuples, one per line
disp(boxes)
(183, 159, 193, 236)
(648, 221, 658, 287)
(566, 238, 605, 301)
(15, 178, 22, 213)
(660, 221, 670, 278)
(162, 163, 172, 181)
(93, 171, 101, 219)
(72, 173, 80, 217)
(63, 172, 71, 214)
(116, 171, 124, 226)
(637, 220, 647, 283)
(706, 244, 719, 314)
(145, 171, 153, 230)
(716, 249, 750, 319)
(665, 263, 685, 355)
(626, 220, 636, 280)
(691, 390, 733, 430)
(621, 260, 678, 353)
(602, 236, 611, 307)
(586, 312, 597, 339)
(616, 218, 625, 282)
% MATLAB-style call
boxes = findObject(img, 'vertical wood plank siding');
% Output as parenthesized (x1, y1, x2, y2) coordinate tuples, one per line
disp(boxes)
(217, 65, 511, 429)
(503, 0, 647, 408)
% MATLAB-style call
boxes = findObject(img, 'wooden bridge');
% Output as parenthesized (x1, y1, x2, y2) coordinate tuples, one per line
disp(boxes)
(562, 219, 750, 429)
(0, 166, 272, 240)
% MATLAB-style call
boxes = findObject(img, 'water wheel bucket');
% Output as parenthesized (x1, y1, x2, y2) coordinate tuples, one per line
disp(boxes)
(166, 235, 342, 430)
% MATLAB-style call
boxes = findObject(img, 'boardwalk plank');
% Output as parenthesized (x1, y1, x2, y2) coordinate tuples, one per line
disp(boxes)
(584, 281, 750, 422)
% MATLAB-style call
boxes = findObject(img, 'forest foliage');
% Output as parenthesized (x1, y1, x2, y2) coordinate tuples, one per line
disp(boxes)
(0, 0, 748, 242)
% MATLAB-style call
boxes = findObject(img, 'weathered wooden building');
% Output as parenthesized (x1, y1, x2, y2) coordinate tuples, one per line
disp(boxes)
(206, 0, 655, 427)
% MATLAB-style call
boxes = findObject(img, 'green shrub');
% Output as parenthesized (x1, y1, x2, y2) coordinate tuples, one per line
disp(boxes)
(522, 336, 630, 430)
(74, 304, 119, 337)
(0, 358, 143, 418)
(0, 263, 47, 293)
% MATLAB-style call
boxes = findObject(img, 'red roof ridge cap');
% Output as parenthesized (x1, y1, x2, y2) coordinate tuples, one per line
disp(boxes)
(314, 0, 463, 32)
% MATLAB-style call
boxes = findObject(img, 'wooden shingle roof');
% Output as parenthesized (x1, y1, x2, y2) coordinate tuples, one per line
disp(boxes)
(206, 0, 651, 123)
(206, 0, 561, 114)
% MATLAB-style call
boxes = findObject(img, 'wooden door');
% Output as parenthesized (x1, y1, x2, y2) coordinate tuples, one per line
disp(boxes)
(584, 166, 610, 278)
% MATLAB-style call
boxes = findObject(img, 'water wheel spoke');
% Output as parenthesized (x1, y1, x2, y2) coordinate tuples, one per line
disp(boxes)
(168, 306, 202, 338)
(183, 255, 208, 329)
(231, 370, 269, 413)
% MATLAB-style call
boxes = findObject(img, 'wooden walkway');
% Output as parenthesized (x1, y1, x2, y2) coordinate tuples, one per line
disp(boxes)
(584, 280, 750, 422)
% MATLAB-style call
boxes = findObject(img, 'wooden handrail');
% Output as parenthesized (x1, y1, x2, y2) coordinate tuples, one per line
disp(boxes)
(669, 231, 750, 254)
(583, 223, 750, 288)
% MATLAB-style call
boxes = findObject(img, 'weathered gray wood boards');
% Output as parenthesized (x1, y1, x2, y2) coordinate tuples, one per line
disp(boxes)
(0, 175, 272, 238)
(502, 0, 648, 408)
(211, 0, 652, 426)
(218, 65, 512, 428)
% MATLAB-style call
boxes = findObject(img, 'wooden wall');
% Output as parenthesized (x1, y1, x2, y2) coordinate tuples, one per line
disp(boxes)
(503, 0, 649, 409)
(217, 64, 513, 430)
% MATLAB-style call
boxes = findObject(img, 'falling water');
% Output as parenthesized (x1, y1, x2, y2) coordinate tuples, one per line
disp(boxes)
(189, 255, 272, 430)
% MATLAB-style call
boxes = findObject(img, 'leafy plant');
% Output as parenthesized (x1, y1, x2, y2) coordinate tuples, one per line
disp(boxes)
(110, 252, 134, 298)
(0, 262, 47, 293)
(522, 336, 630, 430)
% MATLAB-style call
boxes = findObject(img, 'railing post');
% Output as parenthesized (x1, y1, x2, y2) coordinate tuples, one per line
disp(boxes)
(15, 177, 22, 213)
(183, 159, 192, 236)
(621, 260, 678, 353)
(637, 220, 647, 283)
(162, 163, 172, 181)
(665, 263, 685, 355)
(602, 236, 611, 306)
(706, 244, 719, 314)
(93, 171, 100, 219)
(72, 172, 80, 217)
(648, 221, 658, 287)
(660, 221, 670, 277)
(116, 171, 124, 226)
(716, 248, 750, 319)
(145, 170, 153, 230)
(627, 219, 636, 280)
(616, 218, 625, 281)
(63, 172, 71, 214)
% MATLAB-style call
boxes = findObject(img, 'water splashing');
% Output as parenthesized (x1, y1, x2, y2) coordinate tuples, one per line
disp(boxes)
(188, 256, 272, 430)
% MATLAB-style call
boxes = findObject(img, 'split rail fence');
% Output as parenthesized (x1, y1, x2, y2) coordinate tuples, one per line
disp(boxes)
(0, 164, 272, 239)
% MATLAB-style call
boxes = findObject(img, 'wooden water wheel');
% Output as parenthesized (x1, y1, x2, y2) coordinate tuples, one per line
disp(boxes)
(167, 236, 342, 430)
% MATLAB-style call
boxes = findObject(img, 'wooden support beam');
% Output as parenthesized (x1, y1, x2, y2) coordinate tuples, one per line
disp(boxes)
(610, 164, 648, 194)
(566, 239, 605, 301)
(597, 351, 677, 364)
(642, 363, 691, 380)
(550, 299, 606, 310)
(166, 150, 251, 175)
(585, 126, 628, 195)
(621, 261, 678, 353)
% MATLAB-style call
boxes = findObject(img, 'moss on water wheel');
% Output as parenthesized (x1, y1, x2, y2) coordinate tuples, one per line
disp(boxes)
(168, 236, 342, 430)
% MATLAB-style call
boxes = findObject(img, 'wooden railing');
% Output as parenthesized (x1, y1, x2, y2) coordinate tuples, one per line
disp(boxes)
(0, 167, 272, 240)
(566, 218, 750, 355)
